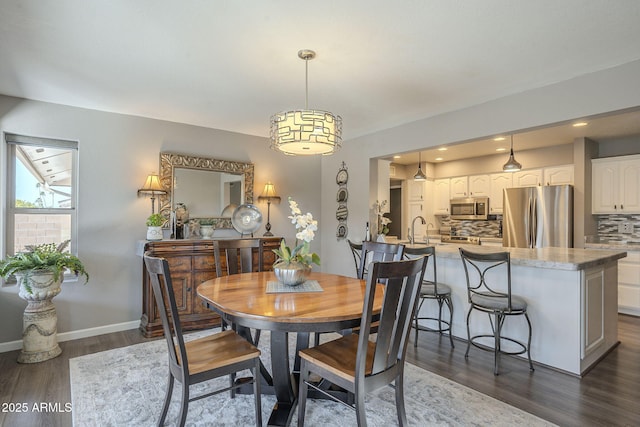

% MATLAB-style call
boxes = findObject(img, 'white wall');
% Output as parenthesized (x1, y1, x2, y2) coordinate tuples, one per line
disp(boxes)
(0, 95, 321, 345)
(319, 59, 640, 277)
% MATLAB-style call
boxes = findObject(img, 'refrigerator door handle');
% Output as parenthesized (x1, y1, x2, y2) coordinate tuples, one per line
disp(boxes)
(531, 197, 538, 248)
(525, 196, 532, 248)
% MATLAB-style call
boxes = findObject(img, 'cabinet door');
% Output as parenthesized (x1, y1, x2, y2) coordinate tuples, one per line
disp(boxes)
(434, 179, 450, 215)
(619, 159, 640, 213)
(407, 179, 424, 201)
(450, 176, 468, 198)
(592, 161, 619, 213)
(512, 169, 542, 187)
(489, 173, 512, 214)
(468, 174, 490, 197)
(544, 165, 574, 186)
(618, 252, 640, 315)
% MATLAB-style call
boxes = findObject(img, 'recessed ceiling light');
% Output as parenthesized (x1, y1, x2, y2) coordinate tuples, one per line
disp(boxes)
(437, 147, 447, 151)
(496, 147, 506, 152)
(573, 122, 588, 127)
(435, 157, 443, 161)
(494, 137, 506, 141)
(393, 155, 401, 159)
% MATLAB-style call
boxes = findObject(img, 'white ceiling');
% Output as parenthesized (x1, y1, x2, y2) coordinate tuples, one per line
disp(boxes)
(1, 1, 640, 148)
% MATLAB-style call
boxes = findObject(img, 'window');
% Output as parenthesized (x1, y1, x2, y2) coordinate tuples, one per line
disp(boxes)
(5, 133, 78, 261)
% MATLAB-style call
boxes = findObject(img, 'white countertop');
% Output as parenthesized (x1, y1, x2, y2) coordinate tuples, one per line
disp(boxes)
(405, 243, 626, 271)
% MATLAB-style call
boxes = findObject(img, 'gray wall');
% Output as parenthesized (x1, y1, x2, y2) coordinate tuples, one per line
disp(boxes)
(0, 96, 321, 345)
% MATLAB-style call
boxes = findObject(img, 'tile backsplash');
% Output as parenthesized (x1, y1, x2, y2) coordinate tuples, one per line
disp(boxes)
(595, 214, 640, 242)
(439, 216, 503, 237)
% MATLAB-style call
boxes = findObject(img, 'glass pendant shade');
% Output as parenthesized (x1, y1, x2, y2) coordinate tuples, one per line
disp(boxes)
(414, 152, 427, 181)
(502, 136, 522, 172)
(270, 50, 342, 156)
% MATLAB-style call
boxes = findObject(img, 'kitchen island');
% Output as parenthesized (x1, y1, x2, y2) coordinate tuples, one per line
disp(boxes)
(407, 244, 626, 376)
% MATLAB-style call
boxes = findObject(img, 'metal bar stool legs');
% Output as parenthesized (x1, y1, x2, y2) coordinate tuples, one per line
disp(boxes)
(413, 294, 454, 348)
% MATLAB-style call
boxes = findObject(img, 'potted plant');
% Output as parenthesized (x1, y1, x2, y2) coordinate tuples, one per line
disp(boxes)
(146, 213, 164, 241)
(0, 240, 89, 363)
(272, 198, 320, 286)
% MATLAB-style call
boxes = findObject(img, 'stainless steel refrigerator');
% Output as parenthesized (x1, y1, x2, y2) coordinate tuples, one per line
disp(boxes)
(503, 184, 573, 248)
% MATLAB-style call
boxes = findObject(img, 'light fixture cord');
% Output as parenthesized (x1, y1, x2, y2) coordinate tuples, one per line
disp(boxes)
(304, 57, 309, 109)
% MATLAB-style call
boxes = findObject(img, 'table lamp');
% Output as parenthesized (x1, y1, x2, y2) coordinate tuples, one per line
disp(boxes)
(257, 182, 281, 236)
(137, 173, 167, 214)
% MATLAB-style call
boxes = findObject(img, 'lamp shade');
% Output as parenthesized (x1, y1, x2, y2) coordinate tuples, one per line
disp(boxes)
(270, 109, 342, 155)
(257, 182, 281, 202)
(137, 173, 166, 195)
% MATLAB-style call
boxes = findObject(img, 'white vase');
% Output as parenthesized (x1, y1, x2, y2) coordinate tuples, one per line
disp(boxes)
(15, 271, 63, 363)
(146, 226, 163, 241)
(200, 225, 214, 239)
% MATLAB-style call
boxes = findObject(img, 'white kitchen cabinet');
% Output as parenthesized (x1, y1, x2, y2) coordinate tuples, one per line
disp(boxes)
(592, 155, 640, 214)
(617, 251, 640, 316)
(544, 165, 574, 186)
(489, 173, 512, 214)
(434, 178, 450, 215)
(450, 176, 468, 198)
(468, 174, 490, 197)
(512, 169, 543, 187)
(407, 178, 425, 201)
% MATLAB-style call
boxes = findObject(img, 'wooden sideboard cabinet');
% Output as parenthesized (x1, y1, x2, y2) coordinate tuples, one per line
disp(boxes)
(140, 237, 281, 337)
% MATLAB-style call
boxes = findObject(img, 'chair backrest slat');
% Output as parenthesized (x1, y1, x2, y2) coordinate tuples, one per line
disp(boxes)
(356, 257, 427, 378)
(357, 241, 405, 280)
(214, 239, 263, 277)
(143, 253, 189, 379)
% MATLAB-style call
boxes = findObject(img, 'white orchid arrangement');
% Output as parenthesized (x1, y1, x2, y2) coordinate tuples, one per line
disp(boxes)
(374, 199, 392, 235)
(273, 198, 321, 267)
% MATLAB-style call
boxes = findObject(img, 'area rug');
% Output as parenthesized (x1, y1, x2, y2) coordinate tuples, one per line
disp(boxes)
(69, 330, 555, 426)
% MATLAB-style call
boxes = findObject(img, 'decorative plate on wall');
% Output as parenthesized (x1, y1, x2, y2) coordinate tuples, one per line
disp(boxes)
(336, 188, 348, 203)
(336, 204, 348, 221)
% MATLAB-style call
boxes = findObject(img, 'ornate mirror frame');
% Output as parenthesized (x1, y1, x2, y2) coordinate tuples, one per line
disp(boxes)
(158, 152, 254, 228)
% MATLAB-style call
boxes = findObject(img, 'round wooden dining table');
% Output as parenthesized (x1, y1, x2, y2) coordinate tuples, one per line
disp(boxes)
(197, 270, 384, 427)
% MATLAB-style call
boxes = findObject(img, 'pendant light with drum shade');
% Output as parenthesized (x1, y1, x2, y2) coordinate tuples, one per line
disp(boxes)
(502, 135, 522, 172)
(270, 50, 342, 156)
(413, 151, 427, 181)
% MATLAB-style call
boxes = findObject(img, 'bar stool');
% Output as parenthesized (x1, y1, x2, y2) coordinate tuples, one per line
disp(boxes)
(459, 248, 534, 375)
(404, 246, 454, 348)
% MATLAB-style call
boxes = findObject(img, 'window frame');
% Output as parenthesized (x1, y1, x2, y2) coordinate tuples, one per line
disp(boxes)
(4, 133, 79, 271)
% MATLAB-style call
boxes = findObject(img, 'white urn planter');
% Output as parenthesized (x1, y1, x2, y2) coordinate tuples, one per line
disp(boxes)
(146, 226, 163, 241)
(15, 271, 63, 363)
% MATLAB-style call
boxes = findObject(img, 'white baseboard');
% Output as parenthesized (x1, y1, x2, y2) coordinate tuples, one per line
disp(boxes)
(0, 320, 140, 354)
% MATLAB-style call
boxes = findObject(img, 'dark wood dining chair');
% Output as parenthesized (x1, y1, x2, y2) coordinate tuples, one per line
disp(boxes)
(459, 248, 534, 375)
(298, 256, 428, 426)
(403, 245, 454, 348)
(143, 253, 262, 427)
(357, 240, 405, 280)
(213, 239, 264, 345)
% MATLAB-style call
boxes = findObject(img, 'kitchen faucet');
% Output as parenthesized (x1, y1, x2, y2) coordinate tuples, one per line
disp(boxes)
(426, 222, 434, 244)
(411, 216, 426, 244)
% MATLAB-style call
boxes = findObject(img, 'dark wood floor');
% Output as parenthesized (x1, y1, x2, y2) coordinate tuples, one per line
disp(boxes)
(0, 315, 638, 427)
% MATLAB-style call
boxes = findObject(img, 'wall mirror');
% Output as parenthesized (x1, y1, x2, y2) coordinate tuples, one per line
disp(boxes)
(158, 152, 254, 228)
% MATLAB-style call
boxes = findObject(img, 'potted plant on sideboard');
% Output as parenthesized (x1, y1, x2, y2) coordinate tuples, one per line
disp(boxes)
(146, 213, 164, 241)
(0, 240, 89, 363)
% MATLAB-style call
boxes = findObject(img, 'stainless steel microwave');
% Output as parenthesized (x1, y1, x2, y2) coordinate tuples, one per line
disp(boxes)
(450, 197, 489, 220)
